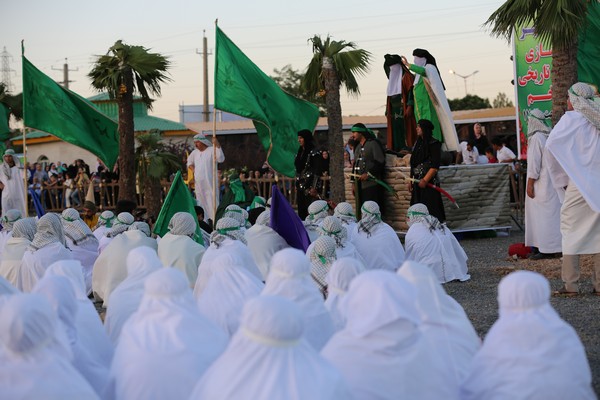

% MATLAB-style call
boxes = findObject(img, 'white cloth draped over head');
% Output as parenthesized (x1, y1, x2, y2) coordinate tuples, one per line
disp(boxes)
(262, 248, 335, 350)
(223, 204, 248, 228)
(105, 212, 134, 238)
(353, 201, 405, 271)
(168, 211, 196, 236)
(128, 221, 151, 237)
(304, 200, 330, 242)
(527, 108, 551, 139)
(45, 259, 114, 369)
(108, 268, 228, 400)
(105, 246, 163, 344)
(0, 294, 100, 400)
(321, 270, 459, 400)
(95, 210, 115, 229)
(1, 208, 22, 231)
(397, 260, 480, 385)
(404, 204, 470, 283)
(189, 295, 351, 400)
(245, 212, 290, 279)
(460, 271, 595, 400)
(324, 257, 364, 331)
(210, 216, 247, 247)
(29, 213, 67, 251)
(0, 217, 36, 287)
(309, 235, 337, 295)
(317, 216, 348, 247)
(11, 217, 36, 240)
(333, 202, 356, 224)
(33, 275, 109, 396)
(196, 252, 264, 336)
(61, 208, 98, 246)
(255, 209, 270, 226)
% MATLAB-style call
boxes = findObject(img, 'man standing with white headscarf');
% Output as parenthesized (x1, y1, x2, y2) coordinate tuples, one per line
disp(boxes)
(0, 149, 27, 217)
(546, 82, 600, 296)
(187, 133, 224, 222)
(525, 109, 562, 259)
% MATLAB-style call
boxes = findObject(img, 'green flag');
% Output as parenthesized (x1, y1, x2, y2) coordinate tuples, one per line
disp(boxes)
(153, 171, 204, 246)
(215, 26, 319, 177)
(22, 56, 119, 169)
(0, 103, 10, 140)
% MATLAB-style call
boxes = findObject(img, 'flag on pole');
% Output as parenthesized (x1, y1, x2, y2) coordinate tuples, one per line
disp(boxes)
(270, 184, 311, 252)
(22, 56, 119, 169)
(0, 103, 10, 140)
(214, 26, 320, 178)
(153, 171, 204, 246)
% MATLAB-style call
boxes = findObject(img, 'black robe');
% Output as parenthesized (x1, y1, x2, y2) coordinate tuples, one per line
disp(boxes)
(410, 136, 446, 222)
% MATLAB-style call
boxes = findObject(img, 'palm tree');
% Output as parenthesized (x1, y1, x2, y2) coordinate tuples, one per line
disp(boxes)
(302, 35, 371, 203)
(0, 83, 22, 149)
(135, 130, 182, 222)
(485, 0, 589, 125)
(88, 40, 171, 203)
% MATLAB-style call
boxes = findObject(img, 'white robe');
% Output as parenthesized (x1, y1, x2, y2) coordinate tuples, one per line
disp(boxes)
(17, 242, 73, 292)
(157, 232, 205, 287)
(0, 166, 27, 217)
(0, 230, 12, 260)
(352, 222, 405, 271)
(92, 231, 157, 306)
(0, 236, 29, 287)
(187, 146, 225, 221)
(93, 225, 108, 243)
(66, 237, 99, 295)
(525, 132, 562, 253)
(245, 224, 290, 279)
(306, 240, 365, 268)
(560, 181, 600, 254)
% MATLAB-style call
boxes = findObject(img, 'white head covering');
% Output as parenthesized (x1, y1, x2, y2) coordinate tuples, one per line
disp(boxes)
(222, 204, 247, 228)
(255, 209, 270, 226)
(358, 201, 382, 235)
(29, 213, 67, 250)
(127, 221, 151, 237)
(104, 246, 163, 344)
(168, 212, 196, 237)
(305, 200, 329, 224)
(263, 248, 335, 350)
(109, 268, 228, 400)
(1, 209, 22, 231)
(527, 108, 551, 139)
(193, 132, 212, 146)
(61, 208, 98, 246)
(317, 216, 348, 247)
(461, 271, 595, 400)
(309, 236, 337, 295)
(94, 210, 115, 230)
(407, 203, 443, 231)
(196, 253, 264, 336)
(333, 202, 356, 224)
(569, 82, 600, 130)
(11, 217, 37, 240)
(189, 295, 350, 400)
(210, 217, 247, 247)
(1, 149, 22, 180)
(324, 257, 364, 330)
(105, 212, 134, 238)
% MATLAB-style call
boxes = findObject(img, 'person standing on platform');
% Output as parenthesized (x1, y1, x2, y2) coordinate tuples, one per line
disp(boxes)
(524, 109, 562, 260)
(383, 54, 417, 151)
(187, 133, 225, 223)
(0, 149, 27, 217)
(351, 123, 386, 213)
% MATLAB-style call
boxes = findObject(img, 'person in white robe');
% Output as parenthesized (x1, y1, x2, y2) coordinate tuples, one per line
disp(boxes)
(525, 108, 562, 258)
(61, 208, 99, 294)
(92, 210, 114, 242)
(303, 199, 330, 242)
(0, 208, 21, 260)
(262, 248, 335, 350)
(17, 213, 73, 292)
(194, 217, 263, 295)
(33, 275, 109, 396)
(189, 295, 351, 400)
(186, 133, 225, 222)
(333, 201, 358, 241)
(405, 203, 470, 283)
(97, 212, 134, 254)
(104, 246, 162, 344)
(45, 259, 114, 369)
(107, 268, 228, 400)
(324, 257, 364, 331)
(0, 293, 100, 400)
(0, 217, 36, 287)
(157, 212, 205, 287)
(196, 253, 264, 336)
(397, 260, 480, 385)
(546, 82, 600, 295)
(306, 215, 365, 265)
(352, 201, 405, 271)
(92, 221, 157, 307)
(0, 274, 17, 296)
(0, 149, 27, 218)
(308, 235, 337, 297)
(222, 203, 250, 230)
(245, 209, 290, 278)
(460, 271, 595, 399)
(321, 269, 460, 400)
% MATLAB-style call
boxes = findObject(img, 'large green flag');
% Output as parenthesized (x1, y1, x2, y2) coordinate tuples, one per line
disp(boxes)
(0, 103, 10, 140)
(22, 56, 119, 169)
(215, 26, 319, 178)
(153, 171, 204, 246)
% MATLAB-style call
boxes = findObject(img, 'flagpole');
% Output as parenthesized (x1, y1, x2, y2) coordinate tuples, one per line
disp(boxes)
(212, 19, 219, 224)
(22, 127, 29, 216)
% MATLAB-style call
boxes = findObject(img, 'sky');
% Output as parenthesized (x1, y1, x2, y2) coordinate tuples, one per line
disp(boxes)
(3, 0, 514, 123)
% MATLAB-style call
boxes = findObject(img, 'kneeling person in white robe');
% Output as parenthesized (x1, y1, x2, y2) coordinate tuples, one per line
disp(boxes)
(0, 217, 36, 287)
(245, 210, 289, 279)
(61, 208, 99, 294)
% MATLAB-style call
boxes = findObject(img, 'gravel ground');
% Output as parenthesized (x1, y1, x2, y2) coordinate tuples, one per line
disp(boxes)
(444, 229, 600, 394)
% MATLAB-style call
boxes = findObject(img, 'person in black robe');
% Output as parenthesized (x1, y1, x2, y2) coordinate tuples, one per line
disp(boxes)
(409, 119, 446, 222)
(295, 129, 324, 220)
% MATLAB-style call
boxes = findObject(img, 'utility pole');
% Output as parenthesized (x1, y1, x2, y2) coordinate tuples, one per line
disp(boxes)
(196, 31, 212, 122)
(52, 58, 78, 89)
(0, 46, 15, 92)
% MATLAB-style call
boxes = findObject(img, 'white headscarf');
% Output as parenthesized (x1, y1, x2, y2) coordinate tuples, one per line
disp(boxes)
(109, 268, 228, 400)
(255, 209, 270, 226)
(210, 217, 247, 247)
(461, 270, 595, 399)
(527, 108, 551, 139)
(1, 209, 22, 231)
(189, 295, 351, 400)
(263, 248, 335, 350)
(318, 216, 348, 247)
(309, 236, 337, 295)
(105, 212, 134, 238)
(11, 217, 37, 241)
(168, 211, 197, 237)
(324, 257, 364, 331)
(333, 202, 356, 225)
(305, 200, 329, 225)
(358, 201, 382, 235)
(29, 213, 67, 251)
(407, 203, 443, 231)
(222, 204, 246, 227)
(127, 221, 151, 237)
(61, 208, 98, 246)
(196, 253, 264, 336)
(94, 210, 115, 229)
(569, 82, 600, 130)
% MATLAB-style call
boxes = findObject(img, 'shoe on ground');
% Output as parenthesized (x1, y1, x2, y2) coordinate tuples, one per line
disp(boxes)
(529, 252, 555, 260)
(553, 287, 578, 297)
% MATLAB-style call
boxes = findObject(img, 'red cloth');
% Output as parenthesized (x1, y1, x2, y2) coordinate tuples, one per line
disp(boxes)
(508, 243, 532, 259)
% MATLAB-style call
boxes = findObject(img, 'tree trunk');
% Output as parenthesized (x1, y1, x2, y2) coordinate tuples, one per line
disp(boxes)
(117, 69, 137, 203)
(551, 39, 579, 126)
(144, 178, 163, 224)
(322, 57, 345, 203)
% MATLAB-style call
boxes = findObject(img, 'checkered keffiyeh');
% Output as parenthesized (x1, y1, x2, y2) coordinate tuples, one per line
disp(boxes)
(309, 235, 337, 294)
(223, 204, 246, 228)
(569, 82, 600, 131)
(256, 210, 270, 226)
(29, 213, 67, 251)
(11, 218, 37, 241)
(94, 211, 115, 230)
(168, 212, 196, 237)
(358, 201, 382, 236)
(407, 203, 444, 232)
(128, 221, 151, 237)
(333, 202, 356, 225)
(105, 212, 135, 238)
(61, 208, 98, 246)
(318, 216, 348, 248)
(1, 209, 22, 231)
(527, 108, 551, 139)
(210, 217, 247, 248)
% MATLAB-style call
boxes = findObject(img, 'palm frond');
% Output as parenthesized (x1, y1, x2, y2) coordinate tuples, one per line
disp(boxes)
(484, 0, 543, 42)
(536, 0, 588, 49)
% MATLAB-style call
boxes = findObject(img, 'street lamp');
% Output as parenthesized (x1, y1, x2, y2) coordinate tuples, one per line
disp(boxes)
(449, 69, 479, 96)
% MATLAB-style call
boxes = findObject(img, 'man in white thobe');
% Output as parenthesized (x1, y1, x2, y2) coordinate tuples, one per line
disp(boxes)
(0, 149, 27, 217)
(244, 210, 289, 279)
(546, 82, 600, 296)
(524, 109, 562, 259)
(186, 133, 224, 223)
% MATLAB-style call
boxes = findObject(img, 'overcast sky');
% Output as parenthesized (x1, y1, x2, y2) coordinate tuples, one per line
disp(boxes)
(4, 0, 513, 123)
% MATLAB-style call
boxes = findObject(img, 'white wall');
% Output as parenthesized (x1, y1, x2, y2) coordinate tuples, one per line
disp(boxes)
(23, 141, 100, 170)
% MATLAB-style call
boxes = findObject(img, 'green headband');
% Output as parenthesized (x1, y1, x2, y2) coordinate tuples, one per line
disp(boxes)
(317, 254, 328, 265)
(361, 205, 381, 218)
(217, 226, 241, 234)
(62, 216, 77, 222)
(351, 125, 369, 133)
(2, 215, 21, 223)
(226, 209, 243, 214)
(407, 211, 428, 217)
(323, 228, 341, 236)
(310, 204, 329, 217)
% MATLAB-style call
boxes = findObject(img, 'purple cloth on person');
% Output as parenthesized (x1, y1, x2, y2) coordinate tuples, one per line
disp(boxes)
(270, 184, 310, 252)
